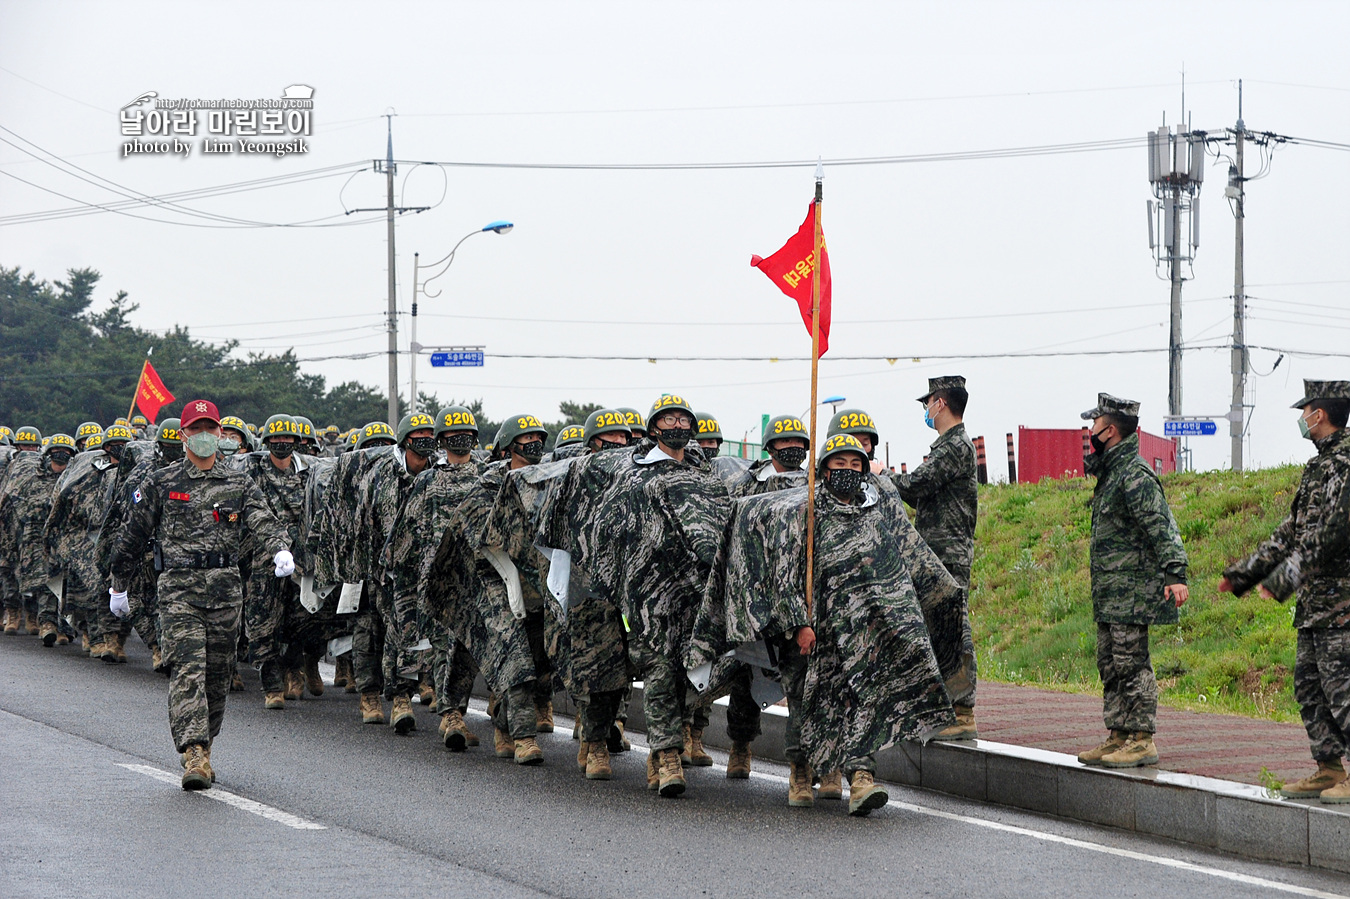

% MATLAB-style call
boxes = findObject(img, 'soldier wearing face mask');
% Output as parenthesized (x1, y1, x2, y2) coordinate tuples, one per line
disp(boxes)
(0, 433, 76, 644)
(218, 416, 253, 457)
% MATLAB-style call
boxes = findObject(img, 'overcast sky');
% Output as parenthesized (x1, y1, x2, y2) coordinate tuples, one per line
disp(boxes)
(2, 0, 1346, 474)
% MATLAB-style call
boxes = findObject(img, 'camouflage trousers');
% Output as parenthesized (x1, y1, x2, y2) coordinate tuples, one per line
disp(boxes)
(435, 638, 478, 716)
(779, 635, 875, 776)
(925, 565, 976, 708)
(26, 586, 60, 627)
(489, 680, 539, 740)
(578, 684, 633, 744)
(687, 663, 762, 744)
(1096, 622, 1157, 734)
(1294, 627, 1350, 763)
(0, 566, 19, 611)
(631, 641, 688, 754)
(351, 588, 386, 697)
(246, 578, 327, 692)
(160, 593, 241, 752)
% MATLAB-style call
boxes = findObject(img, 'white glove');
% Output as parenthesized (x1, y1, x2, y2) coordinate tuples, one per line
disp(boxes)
(273, 549, 295, 578)
(109, 589, 130, 618)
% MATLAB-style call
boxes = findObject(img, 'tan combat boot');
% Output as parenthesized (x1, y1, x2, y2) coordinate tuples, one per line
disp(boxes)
(788, 762, 815, 808)
(1077, 730, 1129, 766)
(1319, 779, 1350, 804)
(304, 655, 325, 697)
(390, 695, 416, 734)
(535, 698, 554, 734)
(55, 628, 70, 646)
(646, 751, 660, 791)
(933, 705, 978, 741)
(89, 640, 108, 659)
(464, 720, 480, 747)
(817, 769, 844, 801)
(687, 728, 713, 767)
(847, 770, 889, 816)
(514, 736, 544, 766)
(2, 609, 16, 635)
(231, 670, 245, 691)
(586, 742, 612, 780)
(264, 691, 285, 710)
(201, 743, 216, 783)
(113, 632, 128, 663)
(681, 723, 695, 766)
(418, 676, 435, 708)
(726, 741, 752, 779)
(658, 748, 687, 798)
(39, 622, 58, 647)
(494, 727, 515, 758)
(1101, 731, 1159, 769)
(442, 710, 470, 751)
(283, 669, 304, 702)
(360, 692, 385, 724)
(150, 644, 164, 670)
(1280, 760, 1347, 798)
(181, 745, 212, 791)
(99, 638, 120, 663)
(577, 740, 591, 771)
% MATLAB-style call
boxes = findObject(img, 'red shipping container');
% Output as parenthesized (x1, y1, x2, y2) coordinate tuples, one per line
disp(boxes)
(1017, 427, 1177, 483)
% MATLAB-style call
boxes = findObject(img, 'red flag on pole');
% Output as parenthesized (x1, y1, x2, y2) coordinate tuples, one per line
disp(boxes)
(750, 203, 832, 355)
(131, 360, 175, 422)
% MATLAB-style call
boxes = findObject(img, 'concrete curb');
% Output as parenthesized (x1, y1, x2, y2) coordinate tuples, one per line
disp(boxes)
(524, 682, 1350, 874)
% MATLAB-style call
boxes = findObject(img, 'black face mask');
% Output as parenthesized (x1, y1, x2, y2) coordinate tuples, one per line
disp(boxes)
(772, 446, 808, 470)
(105, 444, 124, 462)
(406, 436, 438, 458)
(1089, 429, 1109, 455)
(655, 427, 694, 450)
(440, 432, 477, 453)
(514, 439, 545, 463)
(160, 443, 184, 462)
(300, 443, 320, 456)
(824, 467, 863, 499)
(269, 442, 296, 459)
(48, 451, 73, 466)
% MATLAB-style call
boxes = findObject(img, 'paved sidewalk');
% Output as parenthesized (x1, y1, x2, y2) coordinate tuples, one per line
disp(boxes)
(975, 681, 1315, 786)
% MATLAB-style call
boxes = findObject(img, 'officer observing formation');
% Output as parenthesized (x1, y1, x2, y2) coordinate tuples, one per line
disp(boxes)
(3, 377, 1347, 822)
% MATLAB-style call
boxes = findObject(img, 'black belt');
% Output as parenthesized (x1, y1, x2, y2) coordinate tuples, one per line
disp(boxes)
(162, 551, 239, 570)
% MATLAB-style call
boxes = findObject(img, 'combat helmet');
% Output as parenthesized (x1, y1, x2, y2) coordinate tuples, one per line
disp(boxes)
(74, 421, 103, 449)
(555, 424, 587, 448)
(817, 432, 869, 471)
(617, 407, 646, 440)
(585, 408, 630, 445)
(496, 414, 547, 461)
(825, 408, 879, 458)
(356, 420, 396, 449)
(13, 425, 42, 448)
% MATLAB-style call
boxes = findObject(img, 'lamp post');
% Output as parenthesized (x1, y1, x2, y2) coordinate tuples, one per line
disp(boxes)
(410, 221, 514, 414)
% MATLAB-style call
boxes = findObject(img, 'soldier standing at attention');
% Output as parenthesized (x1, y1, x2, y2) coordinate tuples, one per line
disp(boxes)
(110, 400, 292, 791)
(1220, 380, 1350, 803)
(887, 376, 979, 740)
(1076, 394, 1188, 769)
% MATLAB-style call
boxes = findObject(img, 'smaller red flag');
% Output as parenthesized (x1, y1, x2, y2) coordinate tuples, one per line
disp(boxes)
(751, 202, 831, 355)
(133, 361, 176, 422)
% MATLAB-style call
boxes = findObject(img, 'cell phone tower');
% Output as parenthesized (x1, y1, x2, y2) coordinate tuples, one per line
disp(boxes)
(1147, 113, 1206, 420)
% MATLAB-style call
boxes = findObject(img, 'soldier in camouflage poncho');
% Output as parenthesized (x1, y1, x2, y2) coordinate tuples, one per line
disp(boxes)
(886, 376, 980, 739)
(1222, 380, 1350, 802)
(0, 429, 43, 633)
(43, 426, 132, 650)
(1076, 394, 1188, 770)
(109, 400, 291, 791)
(688, 433, 957, 815)
(0, 435, 77, 645)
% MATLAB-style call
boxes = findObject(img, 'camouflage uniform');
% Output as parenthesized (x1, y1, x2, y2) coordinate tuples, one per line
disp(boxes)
(110, 456, 287, 751)
(887, 418, 979, 708)
(361, 449, 426, 699)
(238, 450, 314, 693)
(1085, 397, 1188, 736)
(0, 450, 40, 624)
(44, 449, 121, 637)
(0, 454, 65, 628)
(1225, 381, 1350, 764)
(689, 479, 957, 775)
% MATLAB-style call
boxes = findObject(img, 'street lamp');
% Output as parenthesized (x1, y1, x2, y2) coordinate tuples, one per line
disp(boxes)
(410, 221, 514, 414)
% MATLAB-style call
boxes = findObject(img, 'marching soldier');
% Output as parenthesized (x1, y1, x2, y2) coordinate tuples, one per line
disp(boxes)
(109, 399, 292, 790)
(0, 433, 76, 645)
(1221, 380, 1350, 802)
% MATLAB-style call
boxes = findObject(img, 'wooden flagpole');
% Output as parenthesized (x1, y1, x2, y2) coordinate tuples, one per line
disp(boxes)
(127, 358, 148, 421)
(804, 165, 823, 619)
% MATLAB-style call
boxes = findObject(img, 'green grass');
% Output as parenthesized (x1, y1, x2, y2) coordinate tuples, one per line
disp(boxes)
(972, 465, 1304, 722)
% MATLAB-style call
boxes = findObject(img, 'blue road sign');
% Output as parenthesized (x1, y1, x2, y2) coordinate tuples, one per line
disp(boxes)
(430, 350, 484, 368)
(1164, 420, 1217, 437)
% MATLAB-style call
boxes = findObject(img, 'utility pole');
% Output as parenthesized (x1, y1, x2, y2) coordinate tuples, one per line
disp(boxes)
(1230, 82, 1246, 472)
(347, 113, 430, 426)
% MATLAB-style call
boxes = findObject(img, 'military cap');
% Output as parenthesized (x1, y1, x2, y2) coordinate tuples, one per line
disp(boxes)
(1080, 393, 1140, 421)
(1291, 380, 1350, 409)
(917, 375, 967, 404)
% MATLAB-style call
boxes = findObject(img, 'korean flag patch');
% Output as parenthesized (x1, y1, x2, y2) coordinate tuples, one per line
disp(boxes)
(132, 489, 143, 504)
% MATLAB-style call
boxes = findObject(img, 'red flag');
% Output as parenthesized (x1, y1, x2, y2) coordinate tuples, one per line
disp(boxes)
(132, 360, 175, 422)
(751, 202, 831, 355)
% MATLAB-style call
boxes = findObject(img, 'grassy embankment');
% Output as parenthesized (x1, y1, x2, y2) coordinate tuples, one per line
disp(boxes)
(971, 464, 1304, 721)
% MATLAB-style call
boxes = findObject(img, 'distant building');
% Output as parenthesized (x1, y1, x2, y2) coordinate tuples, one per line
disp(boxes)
(1015, 427, 1177, 482)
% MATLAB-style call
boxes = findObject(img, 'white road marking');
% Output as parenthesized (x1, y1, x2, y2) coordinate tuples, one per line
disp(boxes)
(118, 763, 326, 830)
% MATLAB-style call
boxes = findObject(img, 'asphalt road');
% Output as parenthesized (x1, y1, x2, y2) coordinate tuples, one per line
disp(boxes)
(2, 632, 1348, 899)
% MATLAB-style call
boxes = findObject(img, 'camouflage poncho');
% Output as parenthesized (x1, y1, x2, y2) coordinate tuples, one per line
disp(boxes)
(0, 456, 64, 592)
(44, 450, 120, 597)
(688, 481, 957, 773)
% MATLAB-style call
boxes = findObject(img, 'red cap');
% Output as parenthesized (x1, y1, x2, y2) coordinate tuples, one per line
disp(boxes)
(180, 399, 221, 428)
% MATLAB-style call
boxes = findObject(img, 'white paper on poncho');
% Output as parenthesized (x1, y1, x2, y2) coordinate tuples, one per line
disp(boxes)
(46, 574, 65, 599)
(410, 637, 432, 652)
(481, 547, 526, 620)
(299, 575, 320, 613)
(337, 581, 363, 614)
(328, 635, 353, 657)
(545, 548, 571, 619)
